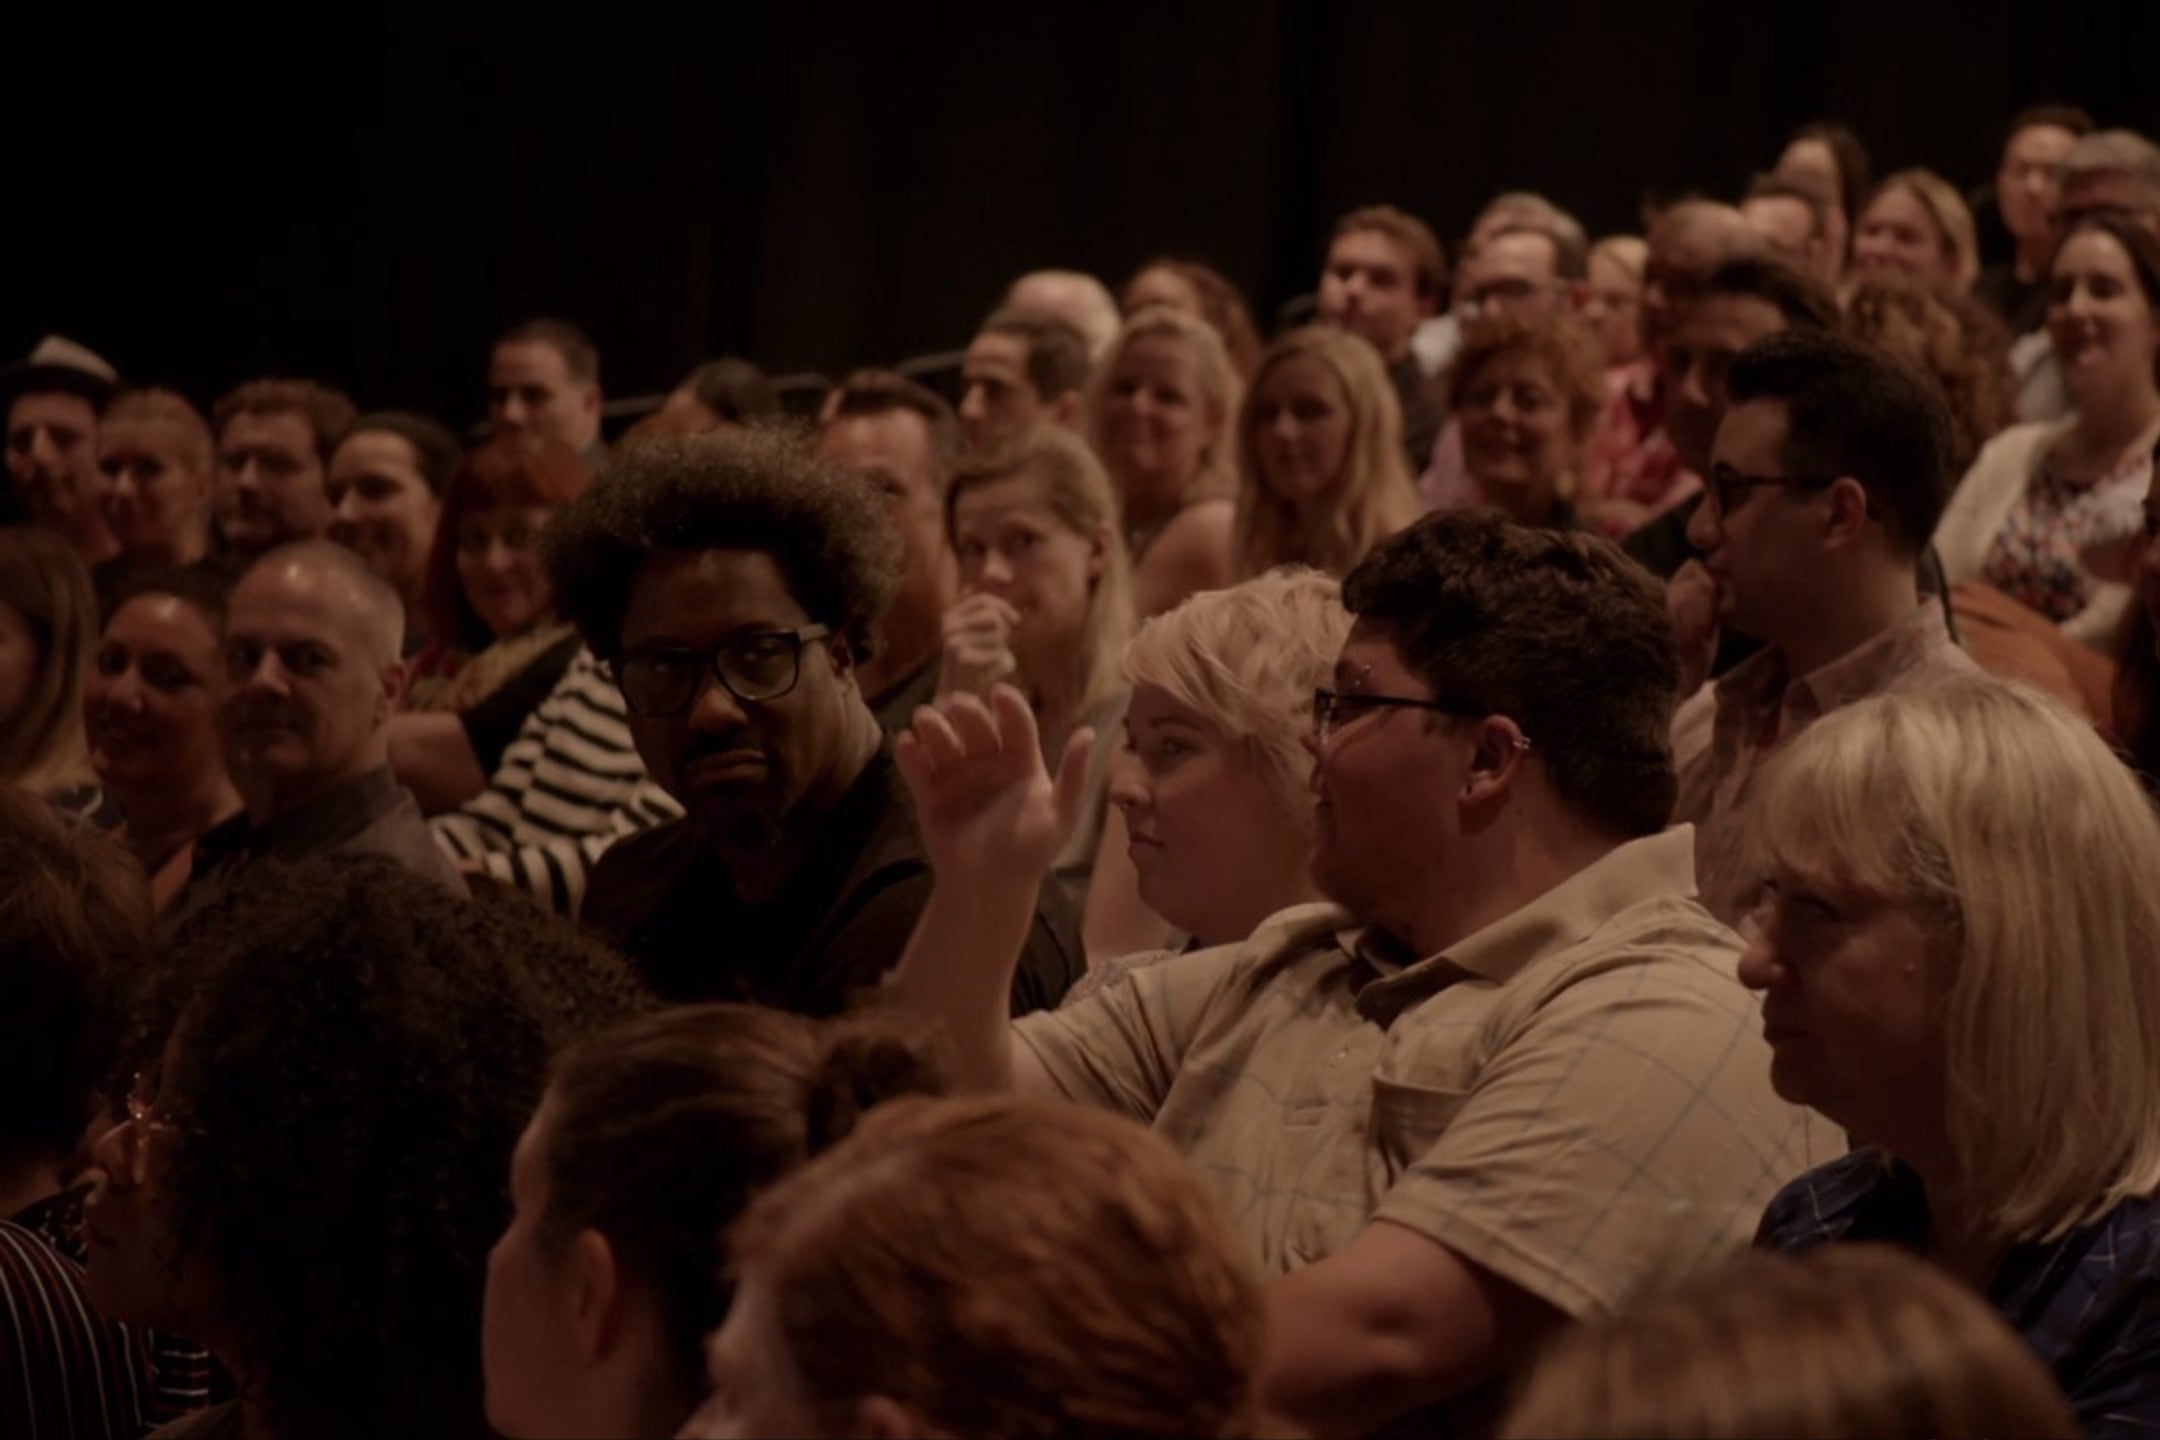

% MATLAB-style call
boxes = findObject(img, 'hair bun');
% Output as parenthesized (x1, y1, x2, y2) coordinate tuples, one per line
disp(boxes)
(803, 1023, 944, 1156)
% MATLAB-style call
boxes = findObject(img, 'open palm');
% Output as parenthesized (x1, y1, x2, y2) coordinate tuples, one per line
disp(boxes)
(895, 686, 1093, 883)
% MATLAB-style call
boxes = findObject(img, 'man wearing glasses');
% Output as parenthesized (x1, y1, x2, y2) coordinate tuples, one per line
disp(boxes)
(559, 430, 1081, 1014)
(885, 507, 1822, 1435)
(1673, 330, 1974, 923)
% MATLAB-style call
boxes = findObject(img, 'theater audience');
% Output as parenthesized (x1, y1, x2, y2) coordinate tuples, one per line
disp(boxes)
(489, 318, 604, 464)
(1852, 168, 1981, 295)
(0, 526, 103, 814)
(1582, 234, 1648, 367)
(325, 411, 459, 668)
(1002, 269, 1121, 360)
(1935, 212, 2160, 651)
(939, 425, 1131, 908)
(86, 570, 243, 910)
(1429, 313, 1604, 530)
(1497, 1246, 2079, 1440)
(1122, 256, 1265, 379)
(0, 788, 153, 1440)
(1775, 119, 1872, 279)
(1979, 105, 2095, 336)
(956, 307, 1091, 451)
(94, 390, 217, 594)
(388, 434, 589, 811)
(685, 1094, 1266, 1440)
(3, 336, 121, 564)
(1078, 567, 1348, 966)
(170, 541, 464, 923)
(891, 509, 1821, 1435)
(1234, 325, 1418, 577)
(560, 431, 1079, 1011)
(483, 1004, 942, 1440)
(211, 378, 355, 563)
(1750, 677, 2160, 1436)
(1089, 305, 1242, 617)
(1842, 280, 2016, 474)
(1670, 332, 1973, 923)
(83, 856, 644, 1440)
(818, 372, 961, 725)
(1317, 204, 1446, 471)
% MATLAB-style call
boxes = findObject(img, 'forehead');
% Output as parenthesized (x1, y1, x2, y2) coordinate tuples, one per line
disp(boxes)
(1712, 396, 1791, 464)
(818, 409, 932, 474)
(1127, 680, 1217, 731)
(1676, 293, 1787, 350)
(622, 548, 807, 640)
(1481, 231, 1558, 276)
(1864, 186, 1932, 228)
(2055, 227, 2136, 276)
(9, 391, 96, 432)
(1335, 617, 1422, 688)
(964, 330, 1031, 373)
(1116, 334, 1201, 384)
(220, 410, 316, 453)
(100, 418, 191, 459)
(491, 341, 574, 387)
(1743, 194, 1813, 236)
(953, 472, 1057, 528)
(1257, 349, 1343, 397)
(107, 593, 219, 649)
(1129, 266, 1201, 307)
(1328, 228, 1413, 274)
(2007, 124, 2078, 161)
(330, 430, 422, 478)
(228, 563, 365, 644)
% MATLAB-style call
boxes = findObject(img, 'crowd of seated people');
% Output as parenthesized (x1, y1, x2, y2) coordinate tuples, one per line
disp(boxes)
(9, 101, 2160, 1440)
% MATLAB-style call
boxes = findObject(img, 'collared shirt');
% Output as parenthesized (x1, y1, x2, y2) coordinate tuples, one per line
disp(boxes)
(1016, 828, 1826, 1313)
(1760, 1150, 2160, 1438)
(1580, 359, 1696, 520)
(1671, 603, 1975, 924)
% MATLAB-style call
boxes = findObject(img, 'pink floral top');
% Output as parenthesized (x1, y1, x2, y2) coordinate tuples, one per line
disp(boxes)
(1982, 445, 2150, 622)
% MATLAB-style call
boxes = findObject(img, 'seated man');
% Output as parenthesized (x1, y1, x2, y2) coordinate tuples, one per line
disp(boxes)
(1739, 174, 1839, 293)
(1672, 331, 1974, 923)
(2, 334, 120, 561)
(488, 318, 606, 465)
(172, 541, 464, 923)
(1317, 204, 1447, 472)
(955, 307, 1090, 451)
(888, 509, 1823, 1435)
(212, 378, 357, 563)
(1001, 269, 1121, 361)
(556, 430, 1081, 1014)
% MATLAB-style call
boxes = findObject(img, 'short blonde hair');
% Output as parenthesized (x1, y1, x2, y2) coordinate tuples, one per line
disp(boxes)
(1753, 676, 2160, 1244)
(1233, 327, 1420, 579)
(1086, 306, 1244, 512)
(1121, 567, 1350, 827)
(1498, 1246, 2078, 1439)
(946, 425, 1134, 717)
(102, 387, 214, 477)
(1866, 168, 1981, 293)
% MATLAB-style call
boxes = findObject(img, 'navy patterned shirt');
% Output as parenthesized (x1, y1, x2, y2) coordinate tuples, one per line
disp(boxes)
(1759, 1147, 2160, 1438)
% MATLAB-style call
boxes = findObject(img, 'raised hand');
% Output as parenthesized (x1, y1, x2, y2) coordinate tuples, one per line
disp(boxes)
(937, 593, 1022, 698)
(895, 685, 1093, 885)
(1667, 560, 1723, 697)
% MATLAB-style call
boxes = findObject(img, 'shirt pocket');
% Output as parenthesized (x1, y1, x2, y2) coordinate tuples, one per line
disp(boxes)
(1369, 1075, 1474, 1177)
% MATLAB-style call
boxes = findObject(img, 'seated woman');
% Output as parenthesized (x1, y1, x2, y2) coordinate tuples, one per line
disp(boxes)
(1428, 313, 1603, 530)
(388, 434, 591, 814)
(0, 526, 104, 818)
(1120, 257, 1264, 380)
(682, 1093, 1264, 1440)
(1746, 677, 2160, 1435)
(1583, 234, 1648, 369)
(1935, 212, 2160, 654)
(1775, 120, 1873, 285)
(94, 389, 216, 598)
(1079, 567, 1350, 966)
(482, 1005, 942, 1439)
(1498, 1246, 2077, 1439)
(84, 569, 241, 910)
(940, 425, 1132, 909)
(1234, 326, 1420, 578)
(1089, 306, 1243, 618)
(1851, 168, 1981, 296)
(326, 411, 461, 683)
(1842, 279, 2015, 476)
(81, 855, 645, 1440)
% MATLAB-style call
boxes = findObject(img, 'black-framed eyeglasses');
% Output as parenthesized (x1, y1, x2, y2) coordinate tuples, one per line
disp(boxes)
(1704, 462, 1844, 517)
(613, 625, 831, 717)
(1311, 687, 1532, 748)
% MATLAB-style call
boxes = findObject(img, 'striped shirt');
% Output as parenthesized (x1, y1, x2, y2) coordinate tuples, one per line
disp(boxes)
(1, 1216, 151, 1440)
(431, 647, 682, 915)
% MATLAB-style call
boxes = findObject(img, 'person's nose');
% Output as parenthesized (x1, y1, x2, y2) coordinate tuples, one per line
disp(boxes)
(1676, 355, 1714, 410)
(333, 489, 368, 526)
(1686, 493, 1723, 551)
(686, 663, 749, 733)
(1106, 747, 1149, 814)
(959, 383, 988, 424)
(1736, 927, 1787, 992)
(976, 548, 1015, 590)
(238, 650, 292, 697)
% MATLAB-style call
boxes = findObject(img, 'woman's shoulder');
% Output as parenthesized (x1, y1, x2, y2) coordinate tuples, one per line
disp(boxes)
(1967, 416, 2075, 472)
(1133, 500, 1236, 617)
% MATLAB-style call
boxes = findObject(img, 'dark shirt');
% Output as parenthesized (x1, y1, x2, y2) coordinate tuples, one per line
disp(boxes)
(1389, 352, 1444, 478)
(459, 630, 583, 773)
(1978, 262, 2052, 337)
(583, 748, 1082, 1016)
(1759, 1147, 2160, 1437)
(869, 655, 941, 735)
(170, 764, 466, 926)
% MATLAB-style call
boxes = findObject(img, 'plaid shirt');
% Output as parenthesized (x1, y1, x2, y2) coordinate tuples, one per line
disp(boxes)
(1760, 1149, 2160, 1438)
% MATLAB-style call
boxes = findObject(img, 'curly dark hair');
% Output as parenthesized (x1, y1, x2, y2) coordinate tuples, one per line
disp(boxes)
(1342, 508, 1680, 837)
(543, 428, 902, 664)
(121, 856, 649, 1440)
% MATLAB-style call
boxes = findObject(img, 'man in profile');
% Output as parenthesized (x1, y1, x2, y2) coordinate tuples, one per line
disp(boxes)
(955, 308, 1090, 451)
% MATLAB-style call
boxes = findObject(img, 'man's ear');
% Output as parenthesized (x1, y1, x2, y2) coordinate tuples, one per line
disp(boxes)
(581, 382, 603, 422)
(826, 627, 859, 680)
(567, 1228, 623, 1364)
(379, 658, 410, 720)
(1822, 476, 1871, 550)
(1460, 714, 1532, 805)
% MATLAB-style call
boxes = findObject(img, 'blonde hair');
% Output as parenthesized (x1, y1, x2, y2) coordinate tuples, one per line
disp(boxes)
(728, 1094, 1265, 1440)
(1498, 1246, 2078, 1439)
(102, 387, 215, 477)
(946, 425, 1134, 717)
(0, 527, 98, 796)
(1589, 233, 1648, 282)
(1866, 168, 1981, 293)
(1233, 327, 1420, 579)
(1121, 568, 1350, 828)
(1753, 676, 2160, 1244)
(1086, 305, 1244, 522)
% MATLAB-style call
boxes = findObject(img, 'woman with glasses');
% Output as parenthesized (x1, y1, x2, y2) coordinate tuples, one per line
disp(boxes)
(81, 855, 645, 1440)
(1427, 313, 1605, 530)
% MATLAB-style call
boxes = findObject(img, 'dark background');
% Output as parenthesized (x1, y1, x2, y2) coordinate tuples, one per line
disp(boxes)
(11, 1, 2157, 427)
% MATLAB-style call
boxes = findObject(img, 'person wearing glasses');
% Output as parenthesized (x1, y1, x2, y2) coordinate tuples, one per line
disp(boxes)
(560, 431, 1081, 1014)
(1671, 331, 1973, 924)
(884, 507, 1820, 1437)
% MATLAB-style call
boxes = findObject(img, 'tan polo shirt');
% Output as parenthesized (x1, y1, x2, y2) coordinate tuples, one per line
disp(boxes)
(1014, 826, 1827, 1316)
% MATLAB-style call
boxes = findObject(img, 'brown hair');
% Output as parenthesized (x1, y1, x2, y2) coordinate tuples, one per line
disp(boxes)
(977, 307, 1094, 402)
(1121, 258, 1266, 378)
(1841, 280, 2015, 476)
(1342, 509, 1680, 836)
(498, 318, 601, 386)
(728, 1094, 1265, 1440)
(424, 433, 594, 648)
(826, 368, 961, 488)
(540, 1005, 941, 1419)
(1499, 1246, 2078, 1439)
(1865, 169, 1982, 293)
(0, 526, 98, 793)
(1446, 311, 1606, 444)
(1331, 204, 1447, 300)
(212, 377, 359, 465)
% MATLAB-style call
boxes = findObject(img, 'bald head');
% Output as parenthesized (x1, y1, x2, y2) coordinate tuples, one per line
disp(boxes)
(1003, 270, 1121, 360)
(244, 539, 405, 662)
(1645, 201, 1766, 352)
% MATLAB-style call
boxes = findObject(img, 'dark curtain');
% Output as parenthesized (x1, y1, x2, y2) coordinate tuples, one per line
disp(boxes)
(10, 1, 2156, 428)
